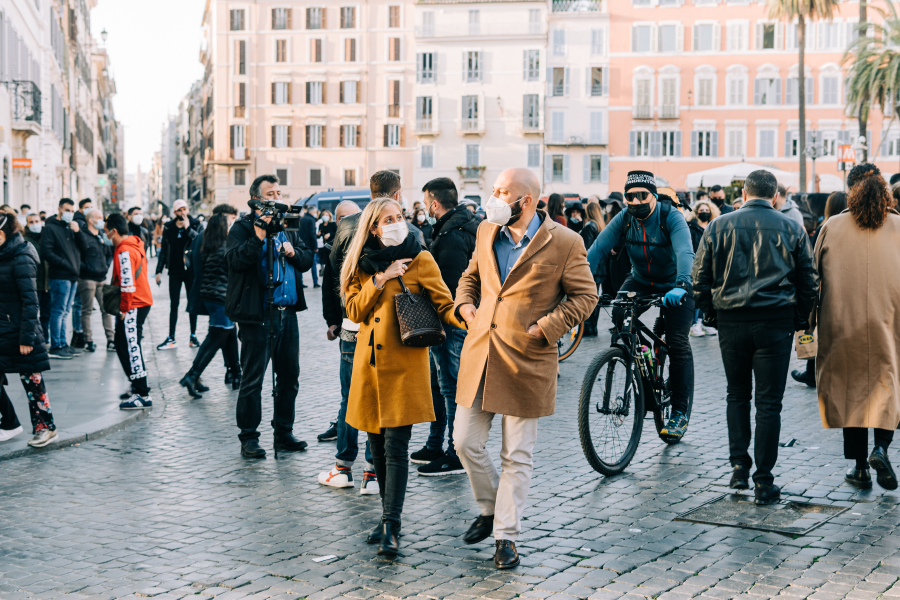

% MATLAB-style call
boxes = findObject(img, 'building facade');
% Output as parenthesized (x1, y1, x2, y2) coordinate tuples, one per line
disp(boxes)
(608, 0, 890, 192)
(198, 0, 418, 209)
(0, 0, 120, 215)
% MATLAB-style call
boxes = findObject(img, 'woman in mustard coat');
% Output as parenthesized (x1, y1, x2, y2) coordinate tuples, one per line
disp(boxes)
(341, 197, 463, 557)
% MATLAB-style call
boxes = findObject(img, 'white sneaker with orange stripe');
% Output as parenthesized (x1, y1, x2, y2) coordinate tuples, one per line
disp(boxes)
(318, 465, 354, 488)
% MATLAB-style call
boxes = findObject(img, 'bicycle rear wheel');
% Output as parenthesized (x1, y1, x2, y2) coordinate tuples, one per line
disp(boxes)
(558, 323, 584, 362)
(578, 347, 644, 476)
(652, 348, 694, 445)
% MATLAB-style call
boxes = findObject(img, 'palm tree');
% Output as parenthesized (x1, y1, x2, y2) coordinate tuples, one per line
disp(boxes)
(844, 2, 900, 162)
(768, 0, 841, 191)
(860, 0, 868, 159)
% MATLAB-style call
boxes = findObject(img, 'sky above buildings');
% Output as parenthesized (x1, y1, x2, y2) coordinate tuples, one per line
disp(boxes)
(91, 0, 206, 174)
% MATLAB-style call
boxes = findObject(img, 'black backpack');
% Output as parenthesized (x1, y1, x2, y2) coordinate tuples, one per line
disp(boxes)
(622, 196, 672, 249)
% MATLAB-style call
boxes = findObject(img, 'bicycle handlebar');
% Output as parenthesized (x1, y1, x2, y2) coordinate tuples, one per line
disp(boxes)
(597, 292, 666, 309)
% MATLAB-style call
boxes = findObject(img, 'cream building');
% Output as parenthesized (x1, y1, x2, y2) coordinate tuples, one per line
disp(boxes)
(412, 0, 546, 204)
(200, 0, 417, 208)
(544, 0, 609, 197)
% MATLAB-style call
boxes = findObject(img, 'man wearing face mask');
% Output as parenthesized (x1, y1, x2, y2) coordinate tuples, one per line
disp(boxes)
(40, 199, 84, 359)
(454, 168, 597, 569)
(23, 213, 51, 340)
(225, 174, 314, 459)
(155, 200, 202, 349)
(69, 199, 94, 349)
(76, 210, 115, 353)
(587, 170, 696, 442)
(709, 185, 733, 214)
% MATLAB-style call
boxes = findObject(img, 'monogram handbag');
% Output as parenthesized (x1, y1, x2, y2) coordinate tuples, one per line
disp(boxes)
(394, 276, 446, 347)
(102, 259, 144, 316)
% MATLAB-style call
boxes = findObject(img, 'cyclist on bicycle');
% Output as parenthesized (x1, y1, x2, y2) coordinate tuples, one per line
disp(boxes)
(586, 170, 696, 441)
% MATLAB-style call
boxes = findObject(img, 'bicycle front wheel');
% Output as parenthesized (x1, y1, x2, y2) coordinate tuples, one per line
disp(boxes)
(578, 347, 644, 476)
(558, 322, 585, 362)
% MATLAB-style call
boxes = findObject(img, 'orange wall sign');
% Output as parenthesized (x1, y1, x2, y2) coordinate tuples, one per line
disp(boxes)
(12, 158, 31, 168)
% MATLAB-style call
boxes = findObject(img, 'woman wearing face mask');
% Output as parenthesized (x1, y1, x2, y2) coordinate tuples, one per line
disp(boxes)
(687, 200, 720, 338)
(413, 209, 433, 247)
(178, 214, 241, 397)
(341, 197, 463, 557)
(317, 210, 337, 272)
(0, 212, 58, 447)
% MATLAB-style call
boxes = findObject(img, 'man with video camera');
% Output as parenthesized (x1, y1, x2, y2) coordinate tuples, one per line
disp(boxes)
(225, 174, 314, 458)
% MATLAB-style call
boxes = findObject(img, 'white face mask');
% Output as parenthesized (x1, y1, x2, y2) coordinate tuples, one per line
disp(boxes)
(28, 223, 42, 234)
(379, 221, 408, 247)
(322, 214, 331, 222)
(416, 214, 425, 223)
(484, 195, 523, 226)
(93, 219, 105, 230)
(132, 214, 144, 225)
(61, 211, 74, 223)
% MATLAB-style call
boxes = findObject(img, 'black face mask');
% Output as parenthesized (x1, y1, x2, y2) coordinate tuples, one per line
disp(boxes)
(626, 203, 653, 220)
(698, 212, 711, 222)
(710, 196, 724, 207)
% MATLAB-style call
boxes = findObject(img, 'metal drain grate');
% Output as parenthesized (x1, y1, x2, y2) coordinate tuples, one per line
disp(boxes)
(675, 494, 849, 535)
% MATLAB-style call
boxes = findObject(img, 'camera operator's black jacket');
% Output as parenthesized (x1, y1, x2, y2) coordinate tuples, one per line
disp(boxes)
(225, 213, 314, 323)
(692, 198, 818, 328)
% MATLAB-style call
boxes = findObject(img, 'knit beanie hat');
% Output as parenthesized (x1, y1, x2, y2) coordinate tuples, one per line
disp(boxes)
(624, 171, 657, 195)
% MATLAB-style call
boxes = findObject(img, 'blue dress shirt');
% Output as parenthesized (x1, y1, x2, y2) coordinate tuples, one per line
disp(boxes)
(493, 213, 542, 284)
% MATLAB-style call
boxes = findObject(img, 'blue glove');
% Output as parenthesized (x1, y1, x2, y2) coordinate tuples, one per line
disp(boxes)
(663, 288, 687, 307)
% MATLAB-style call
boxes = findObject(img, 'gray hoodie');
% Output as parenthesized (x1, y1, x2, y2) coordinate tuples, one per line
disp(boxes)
(779, 198, 805, 230)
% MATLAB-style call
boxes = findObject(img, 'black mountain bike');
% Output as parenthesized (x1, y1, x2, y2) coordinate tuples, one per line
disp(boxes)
(577, 292, 694, 476)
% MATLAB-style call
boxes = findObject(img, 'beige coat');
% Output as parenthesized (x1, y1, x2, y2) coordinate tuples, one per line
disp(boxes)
(816, 212, 900, 430)
(345, 251, 464, 433)
(454, 212, 598, 418)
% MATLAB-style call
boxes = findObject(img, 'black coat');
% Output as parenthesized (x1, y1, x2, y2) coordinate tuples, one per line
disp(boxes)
(156, 216, 201, 275)
(299, 214, 318, 257)
(129, 221, 150, 250)
(415, 220, 434, 246)
(224, 213, 314, 323)
(0, 235, 50, 373)
(693, 199, 818, 328)
(22, 230, 49, 292)
(321, 244, 342, 330)
(40, 215, 82, 281)
(687, 220, 705, 252)
(429, 205, 478, 298)
(79, 229, 113, 281)
(200, 247, 228, 305)
(186, 229, 207, 316)
(580, 221, 601, 253)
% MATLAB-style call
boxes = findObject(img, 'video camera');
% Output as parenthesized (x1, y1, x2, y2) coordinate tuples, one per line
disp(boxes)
(248, 198, 303, 233)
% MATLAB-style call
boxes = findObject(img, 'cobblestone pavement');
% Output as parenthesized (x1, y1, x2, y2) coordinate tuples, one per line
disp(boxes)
(3, 278, 900, 600)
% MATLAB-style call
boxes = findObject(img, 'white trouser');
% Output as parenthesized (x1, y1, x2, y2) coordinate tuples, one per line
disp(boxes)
(454, 383, 539, 541)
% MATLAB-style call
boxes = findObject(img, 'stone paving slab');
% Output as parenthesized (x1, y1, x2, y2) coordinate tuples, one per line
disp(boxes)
(3, 271, 900, 600)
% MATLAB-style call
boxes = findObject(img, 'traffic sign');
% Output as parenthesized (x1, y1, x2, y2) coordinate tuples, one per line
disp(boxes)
(838, 144, 855, 163)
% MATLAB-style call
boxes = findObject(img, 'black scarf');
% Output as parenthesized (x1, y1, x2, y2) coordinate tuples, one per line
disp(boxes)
(358, 231, 420, 275)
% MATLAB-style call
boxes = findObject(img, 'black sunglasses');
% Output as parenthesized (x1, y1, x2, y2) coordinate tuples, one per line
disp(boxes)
(624, 191, 652, 202)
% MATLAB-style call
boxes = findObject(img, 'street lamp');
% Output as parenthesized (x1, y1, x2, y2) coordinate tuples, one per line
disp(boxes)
(804, 131, 822, 193)
(101, 29, 108, 43)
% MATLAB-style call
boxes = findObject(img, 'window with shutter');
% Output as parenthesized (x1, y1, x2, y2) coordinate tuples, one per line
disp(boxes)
(344, 169, 357, 186)
(523, 95, 539, 129)
(341, 6, 355, 29)
(307, 7, 323, 30)
(310, 169, 322, 186)
(632, 25, 652, 52)
(636, 79, 651, 108)
(694, 24, 714, 51)
(469, 10, 480, 35)
(388, 80, 401, 117)
(235, 169, 247, 186)
(524, 50, 540, 81)
(589, 112, 604, 144)
(273, 8, 289, 30)
(659, 25, 677, 53)
(465, 51, 482, 82)
(822, 77, 838, 105)
(462, 95, 478, 130)
(697, 78, 713, 106)
(422, 11, 435, 37)
(389, 6, 400, 28)
(591, 29, 604, 55)
(230, 9, 245, 31)
(389, 38, 400, 61)
(590, 68, 603, 97)
(761, 23, 776, 49)
(553, 30, 566, 56)
(527, 144, 540, 168)
(311, 39, 322, 62)
(276, 40, 287, 62)
(552, 68, 565, 97)
(551, 112, 565, 143)
(235, 40, 246, 75)
(421, 146, 434, 169)
(418, 52, 435, 83)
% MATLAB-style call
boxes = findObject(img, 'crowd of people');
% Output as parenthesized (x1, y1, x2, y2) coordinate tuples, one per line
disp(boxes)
(0, 160, 898, 570)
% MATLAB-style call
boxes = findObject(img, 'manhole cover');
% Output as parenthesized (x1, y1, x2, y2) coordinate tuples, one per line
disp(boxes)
(675, 494, 849, 535)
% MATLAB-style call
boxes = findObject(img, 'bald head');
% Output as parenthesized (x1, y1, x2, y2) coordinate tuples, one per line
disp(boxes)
(335, 200, 361, 223)
(498, 168, 541, 202)
(88, 209, 103, 221)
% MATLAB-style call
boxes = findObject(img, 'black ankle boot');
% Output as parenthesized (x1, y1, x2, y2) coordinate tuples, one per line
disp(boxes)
(179, 373, 202, 399)
(224, 370, 233, 385)
(231, 371, 241, 390)
(377, 521, 400, 556)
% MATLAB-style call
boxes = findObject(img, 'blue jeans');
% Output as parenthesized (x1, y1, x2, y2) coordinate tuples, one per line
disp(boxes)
(72, 291, 82, 333)
(48, 279, 78, 349)
(336, 337, 373, 469)
(426, 324, 467, 456)
(305, 253, 320, 287)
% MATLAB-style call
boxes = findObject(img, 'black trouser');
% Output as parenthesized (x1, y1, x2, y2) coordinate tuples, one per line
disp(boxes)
(167, 270, 197, 337)
(844, 427, 897, 460)
(115, 306, 151, 397)
(0, 379, 19, 430)
(612, 276, 694, 415)
(367, 425, 413, 526)
(235, 310, 300, 442)
(718, 318, 793, 485)
(191, 327, 240, 377)
(38, 290, 50, 342)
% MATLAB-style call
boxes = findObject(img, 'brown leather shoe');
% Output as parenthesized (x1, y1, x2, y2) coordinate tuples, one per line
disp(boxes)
(494, 539, 520, 569)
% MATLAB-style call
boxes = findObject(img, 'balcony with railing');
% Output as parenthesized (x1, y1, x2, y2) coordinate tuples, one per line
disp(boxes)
(234, 106, 246, 118)
(415, 22, 543, 37)
(633, 105, 652, 119)
(552, 0, 602, 11)
(522, 116, 542, 132)
(11, 81, 42, 136)
(460, 118, 482, 134)
(457, 166, 486, 182)
(660, 105, 679, 119)
(388, 104, 400, 118)
(415, 118, 437, 134)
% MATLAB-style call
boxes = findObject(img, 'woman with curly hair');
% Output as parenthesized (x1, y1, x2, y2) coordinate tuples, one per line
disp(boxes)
(816, 163, 900, 492)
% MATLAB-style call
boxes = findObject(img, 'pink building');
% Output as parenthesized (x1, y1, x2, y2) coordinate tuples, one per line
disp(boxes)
(608, 0, 894, 193)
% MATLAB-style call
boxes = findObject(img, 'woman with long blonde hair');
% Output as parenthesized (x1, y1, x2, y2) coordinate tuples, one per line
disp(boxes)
(340, 197, 464, 556)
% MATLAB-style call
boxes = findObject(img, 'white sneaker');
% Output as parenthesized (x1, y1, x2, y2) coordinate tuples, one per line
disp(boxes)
(360, 470, 379, 495)
(0, 425, 23, 441)
(702, 325, 718, 336)
(318, 465, 354, 488)
(27, 429, 58, 448)
(689, 323, 705, 337)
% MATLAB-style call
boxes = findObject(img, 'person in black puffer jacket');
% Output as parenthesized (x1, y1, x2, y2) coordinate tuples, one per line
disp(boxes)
(179, 214, 241, 398)
(0, 213, 58, 447)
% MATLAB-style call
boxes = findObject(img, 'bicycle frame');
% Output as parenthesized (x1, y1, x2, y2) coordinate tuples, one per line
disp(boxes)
(606, 299, 670, 414)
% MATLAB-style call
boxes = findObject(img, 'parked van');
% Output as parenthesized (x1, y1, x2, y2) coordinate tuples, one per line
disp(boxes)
(296, 189, 372, 215)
